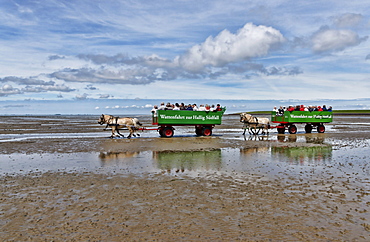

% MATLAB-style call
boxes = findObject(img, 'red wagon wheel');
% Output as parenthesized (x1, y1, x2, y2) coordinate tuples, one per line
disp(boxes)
(317, 125, 325, 133)
(202, 127, 212, 136)
(160, 127, 174, 138)
(288, 125, 297, 134)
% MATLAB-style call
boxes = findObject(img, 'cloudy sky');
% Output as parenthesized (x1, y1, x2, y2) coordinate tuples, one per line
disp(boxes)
(1, 0, 369, 101)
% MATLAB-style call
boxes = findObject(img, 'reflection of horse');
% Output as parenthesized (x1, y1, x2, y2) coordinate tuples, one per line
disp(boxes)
(98, 114, 142, 138)
(99, 151, 140, 160)
(240, 113, 270, 135)
(244, 134, 269, 141)
(240, 147, 269, 155)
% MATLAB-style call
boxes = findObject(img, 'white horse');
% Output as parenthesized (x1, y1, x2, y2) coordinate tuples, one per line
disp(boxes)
(98, 114, 142, 138)
(240, 113, 270, 135)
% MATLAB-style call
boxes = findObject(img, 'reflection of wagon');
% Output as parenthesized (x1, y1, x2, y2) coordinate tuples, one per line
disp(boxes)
(271, 111, 333, 134)
(151, 108, 226, 137)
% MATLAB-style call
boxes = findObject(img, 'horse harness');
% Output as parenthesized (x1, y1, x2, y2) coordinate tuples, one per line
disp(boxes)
(243, 115, 260, 125)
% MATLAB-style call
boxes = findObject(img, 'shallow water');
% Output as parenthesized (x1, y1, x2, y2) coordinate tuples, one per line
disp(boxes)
(1, 144, 369, 178)
(1, 115, 370, 241)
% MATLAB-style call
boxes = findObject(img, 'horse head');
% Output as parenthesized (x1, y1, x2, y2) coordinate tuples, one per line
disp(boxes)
(240, 113, 245, 122)
(98, 114, 108, 125)
(132, 118, 142, 127)
(240, 113, 253, 123)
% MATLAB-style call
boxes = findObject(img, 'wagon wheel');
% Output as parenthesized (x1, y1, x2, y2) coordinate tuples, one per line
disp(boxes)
(202, 127, 212, 136)
(195, 127, 203, 136)
(160, 127, 174, 138)
(162, 127, 174, 138)
(305, 124, 313, 133)
(317, 125, 325, 133)
(288, 125, 297, 134)
(277, 127, 285, 134)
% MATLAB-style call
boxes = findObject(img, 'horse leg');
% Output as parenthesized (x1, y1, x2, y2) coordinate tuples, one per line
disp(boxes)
(250, 126, 256, 135)
(126, 127, 133, 139)
(255, 127, 260, 135)
(110, 126, 116, 138)
(242, 124, 247, 135)
(116, 128, 125, 137)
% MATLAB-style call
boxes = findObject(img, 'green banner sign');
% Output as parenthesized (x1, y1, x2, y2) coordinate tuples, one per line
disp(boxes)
(155, 109, 225, 125)
(271, 111, 333, 123)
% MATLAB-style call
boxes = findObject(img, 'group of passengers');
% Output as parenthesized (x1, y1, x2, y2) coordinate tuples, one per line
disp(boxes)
(151, 102, 222, 113)
(273, 105, 332, 115)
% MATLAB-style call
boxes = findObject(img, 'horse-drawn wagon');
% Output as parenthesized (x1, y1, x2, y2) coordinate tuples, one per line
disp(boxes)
(152, 108, 226, 137)
(271, 111, 333, 134)
(240, 110, 333, 135)
(98, 108, 226, 138)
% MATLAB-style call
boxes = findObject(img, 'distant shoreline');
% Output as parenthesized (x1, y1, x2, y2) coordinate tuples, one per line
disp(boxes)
(0, 110, 369, 117)
(228, 110, 370, 116)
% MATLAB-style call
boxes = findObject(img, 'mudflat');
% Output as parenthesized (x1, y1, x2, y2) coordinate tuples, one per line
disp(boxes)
(1, 114, 369, 241)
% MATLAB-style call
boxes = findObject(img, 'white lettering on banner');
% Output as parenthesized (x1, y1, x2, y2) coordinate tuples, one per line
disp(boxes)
(206, 116, 219, 120)
(159, 114, 221, 121)
(159, 114, 185, 119)
(193, 115, 205, 121)
(289, 114, 332, 119)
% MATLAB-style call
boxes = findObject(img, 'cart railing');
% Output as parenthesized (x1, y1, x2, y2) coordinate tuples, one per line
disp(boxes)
(152, 108, 226, 125)
(271, 111, 333, 124)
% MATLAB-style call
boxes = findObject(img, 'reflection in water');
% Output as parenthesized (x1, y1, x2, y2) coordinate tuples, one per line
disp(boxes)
(153, 149, 222, 173)
(277, 134, 325, 144)
(243, 134, 270, 141)
(240, 147, 270, 155)
(304, 135, 325, 144)
(271, 145, 332, 165)
(96, 145, 333, 175)
(277, 135, 297, 142)
(99, 151, 140, 166)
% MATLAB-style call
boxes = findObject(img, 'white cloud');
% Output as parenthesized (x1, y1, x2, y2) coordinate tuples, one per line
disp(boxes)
(0, 84, 22, 96)
(311, 28, 366, 53)
(75, 93, 88, 100)
(99, 94, 111, 99)
(332, 13, 364, 28)
(177, 23, 285, 72)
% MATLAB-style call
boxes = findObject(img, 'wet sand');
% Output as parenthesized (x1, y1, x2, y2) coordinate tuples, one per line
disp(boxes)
(1, 115, 370, 241)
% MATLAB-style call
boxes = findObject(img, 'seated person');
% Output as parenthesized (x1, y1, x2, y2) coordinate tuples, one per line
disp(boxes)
(198, 104, 206, 111)
(287, 106, 295, 112)
(180, 103, 186, 110)
(165, 102, 173, 110)
(186, 104, 193, 111)
(210, 105, 216, 111)
(278, 106, 284, 115)
(192, 104, 199, 111)
(327, 106, 332, 111)
(272, 106, 278, 114)
(322, 105, 328, 111)
(173, 103, 180, 110)
(158, 102, 166, 110)
(215, 104, 222, 111)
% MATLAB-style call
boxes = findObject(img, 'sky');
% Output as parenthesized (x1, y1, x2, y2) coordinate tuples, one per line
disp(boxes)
(0, 0, 370, 102)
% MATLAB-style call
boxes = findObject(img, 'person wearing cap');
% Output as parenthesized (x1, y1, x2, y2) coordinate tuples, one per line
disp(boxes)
(215, 104, 222, 111)
(158, 102, 166, 110)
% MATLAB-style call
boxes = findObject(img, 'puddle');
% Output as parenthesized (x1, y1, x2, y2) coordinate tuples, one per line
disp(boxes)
(2, 144, 369, 180)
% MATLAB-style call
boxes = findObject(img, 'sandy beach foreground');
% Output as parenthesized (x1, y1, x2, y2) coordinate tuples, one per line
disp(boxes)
(1, 115, 369, 241)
